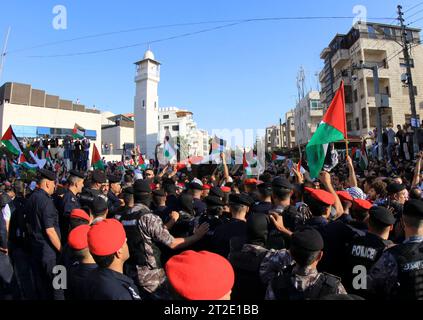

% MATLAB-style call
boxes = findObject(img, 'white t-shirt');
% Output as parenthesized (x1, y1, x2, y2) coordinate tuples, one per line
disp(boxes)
(2, 204, 11, 222)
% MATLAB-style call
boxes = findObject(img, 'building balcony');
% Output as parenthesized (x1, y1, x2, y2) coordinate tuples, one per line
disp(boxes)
(346, 103, 353, 114)
(365, 94, 390, 108)
(331, 49, 350, 68)
(310, 109, 324, 117)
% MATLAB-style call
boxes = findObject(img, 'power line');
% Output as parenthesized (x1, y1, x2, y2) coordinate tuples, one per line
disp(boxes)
(404, 1, 423, 13)
(408, 15, 423, 25)
(9, 15, 394, 57)
(406, 8, 423, 19)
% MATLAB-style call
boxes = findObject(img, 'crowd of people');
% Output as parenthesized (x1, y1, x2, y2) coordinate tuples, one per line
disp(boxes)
(0, 138, 422, 301)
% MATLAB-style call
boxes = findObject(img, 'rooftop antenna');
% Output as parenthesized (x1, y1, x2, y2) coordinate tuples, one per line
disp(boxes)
(0, 26, 11, 84)
(314, 71, 320, 91)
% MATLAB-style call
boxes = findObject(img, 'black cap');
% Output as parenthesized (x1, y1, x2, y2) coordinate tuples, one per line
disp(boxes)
(387, 183, 406, 195)
(291, 227, 324, 251)
(189, 182, 203, 191)
(369, 206, 396, 226)
(404, 199, 423, 219)
(92, 196, 108, 214)
(133, 179, 152, 193)
(229, 193, 254, 207)
(92, 170, 107, 184)
(152, 189, 166, 197)
(210, 186, 224, 199)
(272, 177, 294, 190)
(205, 195, 224, 207)
(38, 169, 56, 181)
(257, 182, 273, 196)
(69, 170, 85, 179)
(108, 175, 121, 184)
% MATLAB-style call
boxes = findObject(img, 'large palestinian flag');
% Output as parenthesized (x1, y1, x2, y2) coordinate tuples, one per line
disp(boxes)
(92, 143, 105, 170)
(306, 81, 347, 178)
(1, 126, 23, 156)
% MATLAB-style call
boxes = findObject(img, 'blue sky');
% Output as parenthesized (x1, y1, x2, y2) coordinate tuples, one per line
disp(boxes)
(1, 0, 422, 135)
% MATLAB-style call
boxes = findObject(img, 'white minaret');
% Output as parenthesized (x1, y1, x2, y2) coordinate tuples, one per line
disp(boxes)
(134, 49, 160, 159)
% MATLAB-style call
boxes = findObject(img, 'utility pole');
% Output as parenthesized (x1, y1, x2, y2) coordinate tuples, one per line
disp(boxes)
(398, 5, 420, 156)
(0, 27, 11, 83)
(352, 63, 383, 161)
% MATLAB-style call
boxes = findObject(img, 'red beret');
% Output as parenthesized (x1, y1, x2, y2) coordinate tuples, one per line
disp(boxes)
(70, 209, 90, 222)
(88, 219, 126, 256)
(165, 251, 234, 300)
(244, 179, 258, 185)
(202, 184, 212, 190)
(221, 186, 231, 193)
(336, 191, 353, 202)
(353, 199, 373, 211)
(150, 183, 157, 191)
(68, 225, 90, 250)
(177, 183, 185, 189)
(305, 187, 335, 206)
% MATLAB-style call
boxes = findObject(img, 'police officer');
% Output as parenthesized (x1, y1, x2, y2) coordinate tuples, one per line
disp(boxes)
(25, 169, 63, 300)
(244, 179, 260, 203)
(251, 182, 273, 215)
(264, 227, 347, 300)
(228, 212, 270, 300)
(107, 175, 122, 214)
(165, 250, 235, 300)
(66, 225, 97, 300)
(152, 189, 169, 221)
(119, 179, 209, 300)
(267, 176, 297, 249)
(59, 169, 85, 242)
(211, 193, 254, 258)
(189, 180, 207, 217)
(80, 170, 107, 209)
(367, 199, 423, 300)
(193, 195, 227, 252)
(86, 219, 141, 300)
(344, 206, 395, 296)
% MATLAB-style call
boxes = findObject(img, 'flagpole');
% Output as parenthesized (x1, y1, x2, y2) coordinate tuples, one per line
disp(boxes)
(341, 80, 349, 158)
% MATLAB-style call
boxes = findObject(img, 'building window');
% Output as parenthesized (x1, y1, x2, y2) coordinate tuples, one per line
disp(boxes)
(368, 25, 377, 39)
(310, 100, 322, 110)
(163, 115, 169, 119)
(154, 102, 157, 109)
(172, 125, 179, 131)
(355, 118, 360, 131)
(142, 100, 145, 107)
(164, 126, 169, 130)
(353, 89, 358, 103)
(361, 109, 368, 129)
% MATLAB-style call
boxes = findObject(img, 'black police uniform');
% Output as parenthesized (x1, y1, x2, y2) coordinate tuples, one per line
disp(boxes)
(193, 198, 207, 217)
(25, 171, 63, 300)
(210, 194, 253, 258)
(59, 189, 80, 243)
(344, 232, 393, 294)
(251, 201, 272, 215)
(67, 262, 97, 300)
(107, 190, 121, 213)
(87, 267, 142, 300)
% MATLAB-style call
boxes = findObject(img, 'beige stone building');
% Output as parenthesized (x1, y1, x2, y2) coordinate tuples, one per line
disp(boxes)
(265, 125, 282, 152)
(294, 91, 323, 146)
(283, 110, 296, 148)
(320, 22, 423, 137)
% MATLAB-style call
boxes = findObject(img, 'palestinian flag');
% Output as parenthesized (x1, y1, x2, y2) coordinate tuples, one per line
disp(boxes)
(359, 141, 369, 171)
(272, 153, 286, 162)
(306, 81, 347, 178)
(1, 126, 23, 156)
(211, 135, 227, 154)
(91, 143, 105, 170)
(163, 129, 176, 163)
(72, 124, 85, 139)
(18, 152, 38, 171)
(243, 149, 253, 177)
